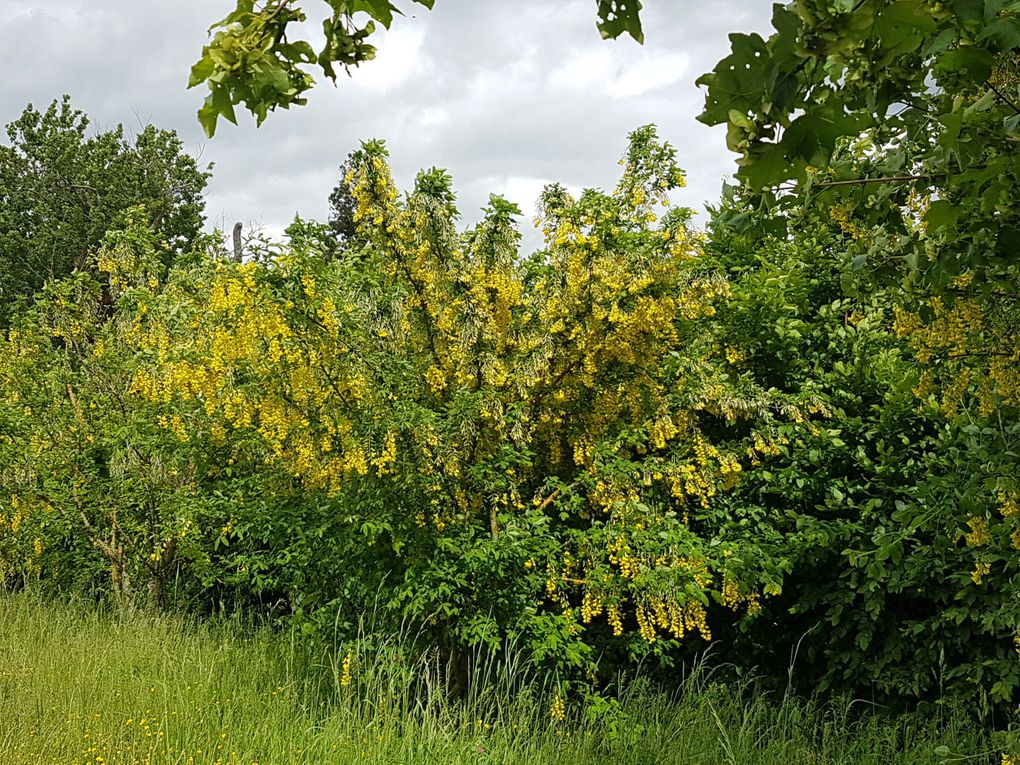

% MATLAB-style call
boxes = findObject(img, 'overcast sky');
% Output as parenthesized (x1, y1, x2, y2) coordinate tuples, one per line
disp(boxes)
(2, 1, 774, 249)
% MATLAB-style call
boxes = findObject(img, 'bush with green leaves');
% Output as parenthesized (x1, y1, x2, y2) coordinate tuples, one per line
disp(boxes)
(706, 188, 1019, 716)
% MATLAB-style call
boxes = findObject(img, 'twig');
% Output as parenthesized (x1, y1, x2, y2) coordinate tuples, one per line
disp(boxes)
(811, 174, 940, 189)
(987, 81, 1020, 115)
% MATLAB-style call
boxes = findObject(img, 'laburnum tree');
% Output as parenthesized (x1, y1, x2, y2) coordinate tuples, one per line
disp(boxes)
(0, 215, 228, 606)
(0, 97, 211, 326)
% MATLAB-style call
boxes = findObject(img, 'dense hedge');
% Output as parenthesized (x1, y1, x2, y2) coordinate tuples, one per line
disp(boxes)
(0, 129, 1017, 725)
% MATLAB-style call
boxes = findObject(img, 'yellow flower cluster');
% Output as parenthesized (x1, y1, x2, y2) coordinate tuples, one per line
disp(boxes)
(971, 561, 991, 585)
(608, 537, 641, 580)
(894, 299, 1020, 415)
(340, 652, 353, 687)
(580, 590, 604, 623)
(725, 346, 746, 365)
(964, 515, 991, 547)
(638, 597, 713, 642)
(721, 576, 741, 609)
(550, 692, 566, 722)
(999, 489, 1018, 518)
(829, 202, 869, 241)
(371, 432, 398, 477)
(0, 495, 28, 533)
(636, 605, 658, 643)
(607, 602, 624, 636)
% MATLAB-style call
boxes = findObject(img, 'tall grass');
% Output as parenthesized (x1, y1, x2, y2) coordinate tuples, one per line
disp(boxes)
(0, 591, 988, 764)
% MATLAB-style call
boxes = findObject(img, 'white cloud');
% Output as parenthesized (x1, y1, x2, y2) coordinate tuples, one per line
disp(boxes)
(606, 51, 690, 98)
(548, 42, 689, 98)
(352, 26, 428, 91)
(547, 47, 616, 93)
(416, 105, 450, 128)
(498, 176, 552, 218)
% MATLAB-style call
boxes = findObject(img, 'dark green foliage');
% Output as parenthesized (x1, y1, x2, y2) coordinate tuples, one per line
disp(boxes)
(706, 188, 1019, 717)
(697, 1, 1020, 298)
(693, 3, 1020, 718)
(327, 153, 358, 251)
(0, 97, 210, 325)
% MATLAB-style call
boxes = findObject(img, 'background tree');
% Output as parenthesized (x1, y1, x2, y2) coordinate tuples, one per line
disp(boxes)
(0, 96, 211, 326)
(326, 152, 358, 252)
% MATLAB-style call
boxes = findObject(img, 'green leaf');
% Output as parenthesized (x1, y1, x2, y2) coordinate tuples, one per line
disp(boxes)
(874, 1, 937, 57)
(596, 0, 644, 43)
(963, 88, 997, 115)
(735, 147, 794, 189)
(197, 99, 219, 138)
(351, 0, 398, 28)
(188, 55, 216, 89)
(937, 47, 994, 83)
(923, 200, 963, 232)
(211, 85, 238, 126)
(978, 16, 1020, 50)
(260, 62, 292, 95)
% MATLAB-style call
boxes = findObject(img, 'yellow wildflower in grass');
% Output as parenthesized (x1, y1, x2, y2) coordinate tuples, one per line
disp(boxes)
(340, 652, 353, 687)
(550, 692, 566, 722)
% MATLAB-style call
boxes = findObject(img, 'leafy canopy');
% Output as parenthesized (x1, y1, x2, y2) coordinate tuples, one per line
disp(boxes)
(699, 1, 1020, 447)
(190, 0, 645, 136)
(0, 96, 210, 326)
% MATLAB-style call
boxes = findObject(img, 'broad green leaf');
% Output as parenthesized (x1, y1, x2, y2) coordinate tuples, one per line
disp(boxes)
(212, 85, 238, 126)
(595, 0, 644, 43)
(197, 99, 219, 138)
(188, 55, 215, 89)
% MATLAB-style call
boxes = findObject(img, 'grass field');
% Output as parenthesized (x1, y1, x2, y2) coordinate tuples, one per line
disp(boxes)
(0, 591, 990, 764)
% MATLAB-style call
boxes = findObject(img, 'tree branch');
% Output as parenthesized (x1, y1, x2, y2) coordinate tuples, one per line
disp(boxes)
(987, 81, 1020, 115)
(810, 174, 941, 190)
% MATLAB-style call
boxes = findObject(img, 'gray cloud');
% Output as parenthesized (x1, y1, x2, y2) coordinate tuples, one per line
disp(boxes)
(1, 0, 774, 248)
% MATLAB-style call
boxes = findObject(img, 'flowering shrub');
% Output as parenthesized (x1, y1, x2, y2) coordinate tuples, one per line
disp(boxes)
(0, 129, 809, 674)
(125, 128, 818, 671)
